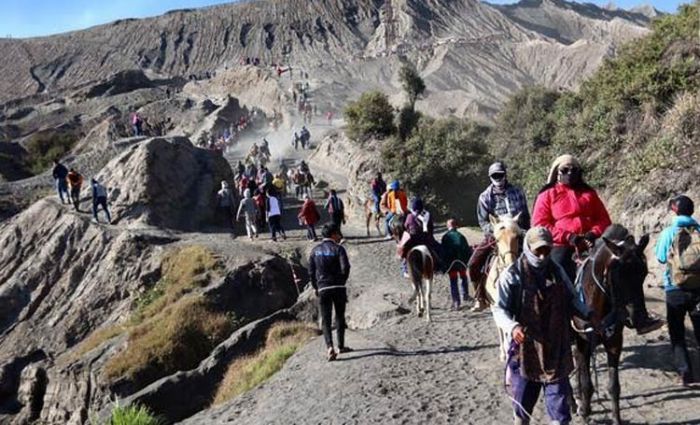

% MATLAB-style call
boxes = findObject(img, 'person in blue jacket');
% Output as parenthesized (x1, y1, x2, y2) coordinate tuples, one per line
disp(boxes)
(655, 195, 700, 386)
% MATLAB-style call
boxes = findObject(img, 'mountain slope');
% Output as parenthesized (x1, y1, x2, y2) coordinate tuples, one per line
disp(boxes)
(0, 0, 650, 119)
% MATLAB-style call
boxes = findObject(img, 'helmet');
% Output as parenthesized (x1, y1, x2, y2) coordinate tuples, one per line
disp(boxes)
(389, 180, 400, 191)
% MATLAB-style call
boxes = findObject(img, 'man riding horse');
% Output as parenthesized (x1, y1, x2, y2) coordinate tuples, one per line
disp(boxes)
(469, 161, 531, 311)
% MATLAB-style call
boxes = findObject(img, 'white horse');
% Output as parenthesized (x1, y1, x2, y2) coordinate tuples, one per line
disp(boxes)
(485, 213, 523, 361)
(407, 245, 435, 322)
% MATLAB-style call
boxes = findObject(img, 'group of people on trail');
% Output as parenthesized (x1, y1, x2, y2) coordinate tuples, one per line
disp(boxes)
(52, 159, 111, 223)
(366, 153, 688, 424)
(292, 126, 311, 150)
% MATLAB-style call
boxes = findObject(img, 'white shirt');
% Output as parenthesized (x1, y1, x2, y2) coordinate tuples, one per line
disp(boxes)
(268, 196, 281, 217)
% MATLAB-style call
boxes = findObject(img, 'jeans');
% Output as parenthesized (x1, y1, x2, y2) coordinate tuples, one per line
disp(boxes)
(319, 288, 347, 349)
(70, 187, 81, 211)
(306, 224, 317, 240)
(92, 196, 111, 222)
(56, 179, 68, 203)
(372, 193, 381, 214)
(385, 212, 395, 235)
(550, 246, 576, 283)
(448, 265, 469, 305)
(666, 289, 700, 378)
(331, 211, 344, 236)
(509, 354, 572, 424)
(269, 215, 285, 240)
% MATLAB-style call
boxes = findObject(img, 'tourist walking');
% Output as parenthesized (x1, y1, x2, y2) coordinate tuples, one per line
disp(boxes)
(309, 223, 351, 361)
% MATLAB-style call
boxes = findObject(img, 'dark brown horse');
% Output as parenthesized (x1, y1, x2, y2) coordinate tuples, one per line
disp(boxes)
(573, 224, 649, 425)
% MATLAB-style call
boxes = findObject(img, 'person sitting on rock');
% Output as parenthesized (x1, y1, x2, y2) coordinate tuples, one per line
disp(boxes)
(91, 178, 111, 224)
(309, 223, 352, 361)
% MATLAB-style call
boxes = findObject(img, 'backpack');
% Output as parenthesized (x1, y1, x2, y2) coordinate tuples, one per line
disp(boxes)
(669, 227, 700, 289)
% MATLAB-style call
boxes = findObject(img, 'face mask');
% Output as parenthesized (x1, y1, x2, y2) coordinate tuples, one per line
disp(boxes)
(524, 243, 550, 269)
(490, 175, 506, 188)
(559, 166, 583, 186)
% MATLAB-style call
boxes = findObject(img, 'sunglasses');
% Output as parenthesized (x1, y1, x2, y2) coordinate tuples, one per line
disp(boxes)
(559, 167, 579, 175)
(490, 173, 506, 180)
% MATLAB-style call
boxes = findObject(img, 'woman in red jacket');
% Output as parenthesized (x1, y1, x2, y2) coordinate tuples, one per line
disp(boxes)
(532, 154, 611, 279)
(533, 154, 662, 334)
(298, 193, 321, 241)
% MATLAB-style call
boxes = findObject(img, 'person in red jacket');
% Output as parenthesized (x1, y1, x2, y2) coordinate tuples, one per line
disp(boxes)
(533, 154, 662, 335)
(298, 194, 321, 241)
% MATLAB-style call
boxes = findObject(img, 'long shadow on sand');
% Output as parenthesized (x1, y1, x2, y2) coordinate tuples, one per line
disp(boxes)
(336, 344, 498, 362)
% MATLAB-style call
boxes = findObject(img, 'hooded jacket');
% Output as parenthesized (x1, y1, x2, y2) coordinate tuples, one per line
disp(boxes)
(532, 183, 611, 246)
(237, 189, 257, 221)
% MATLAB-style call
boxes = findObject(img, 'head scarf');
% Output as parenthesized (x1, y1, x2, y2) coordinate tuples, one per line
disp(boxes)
(546, 154, 582, 186)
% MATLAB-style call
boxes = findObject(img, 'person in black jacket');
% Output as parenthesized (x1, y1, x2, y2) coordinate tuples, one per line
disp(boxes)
(52, 159, 69, 204)
(309, 223, 351, 361)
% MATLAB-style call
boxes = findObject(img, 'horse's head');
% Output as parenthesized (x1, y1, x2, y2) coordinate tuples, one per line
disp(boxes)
(597, 225, 650, 315)
(489, 213, 523, 265)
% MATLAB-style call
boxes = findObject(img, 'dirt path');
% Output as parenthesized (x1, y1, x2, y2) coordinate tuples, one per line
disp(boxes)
(178, 129, 700, 424)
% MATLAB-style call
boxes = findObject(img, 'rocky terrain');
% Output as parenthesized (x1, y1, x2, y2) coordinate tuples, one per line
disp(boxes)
(2, 0, 698, 424)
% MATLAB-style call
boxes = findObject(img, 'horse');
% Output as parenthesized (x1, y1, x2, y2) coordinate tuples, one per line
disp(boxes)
(573, 224, 649, 425)
(407, 245, 434, 322)
(388, 213, 406, 242)
(363, 198, 385, 237)
(484, 213, 523, 361)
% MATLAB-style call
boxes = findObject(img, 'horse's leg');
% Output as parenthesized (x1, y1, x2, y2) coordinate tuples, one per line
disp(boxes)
(498, 328, 506, 362)
(425, 276, 432, 322)
(415, 281, 423, 317)
(575, 337, 593, 420)
(365, 211, 371, 237)
(605, 332, 623, 425)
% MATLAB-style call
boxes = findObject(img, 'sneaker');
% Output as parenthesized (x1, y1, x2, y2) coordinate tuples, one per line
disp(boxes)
(384, 235, 393, 241)
(338, 347, 353, 354)
(470, 300, 487, 312)
(402, 271, 409, 279)
(327, 347, 337, 362)
(635, 315, 664, 335)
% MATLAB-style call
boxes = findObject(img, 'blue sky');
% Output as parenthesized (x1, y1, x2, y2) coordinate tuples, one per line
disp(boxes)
(0, 0, 689, 39)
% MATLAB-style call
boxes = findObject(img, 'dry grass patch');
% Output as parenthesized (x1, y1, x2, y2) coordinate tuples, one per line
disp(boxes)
(132, 245, 221, 324)
(71, 325, 126, 360)
(212, 322, 319, 404)
(104, 296, 233, 387)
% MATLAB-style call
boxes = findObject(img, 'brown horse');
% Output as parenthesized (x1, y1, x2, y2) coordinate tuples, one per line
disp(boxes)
(407, 245, 434, 322)
(573, 224, 649, 425)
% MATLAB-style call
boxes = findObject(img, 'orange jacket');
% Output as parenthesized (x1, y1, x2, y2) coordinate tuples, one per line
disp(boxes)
(388, 190, 408, 214)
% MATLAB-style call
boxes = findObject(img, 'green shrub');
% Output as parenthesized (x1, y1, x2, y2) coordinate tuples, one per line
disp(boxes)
(399, 63, 426, 108)
(24, 130, 76, 175)
(382, 117, 491, 223)
(397, 105, 421, 141)
(106, 403, 164, 425)
(344, 91, 396, 142)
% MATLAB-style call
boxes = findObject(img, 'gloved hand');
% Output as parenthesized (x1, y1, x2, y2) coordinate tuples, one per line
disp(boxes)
(584, 231, 597, 244)
(570, 234, 592, 252)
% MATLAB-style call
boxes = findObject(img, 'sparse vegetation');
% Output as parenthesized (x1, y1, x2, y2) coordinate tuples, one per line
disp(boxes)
(104, 296, 233, 387)
(399, 63, 426, 109)
(382, 117, 491, 221)
(71, 325, 126, 359)
(104, 402, 164, 425)
(487, 3, 700, 201)
(212, 322, 319, 404)
(24, 130, 77, 175)
(99, 245, 234, 389)
(344, 91, 396, 142)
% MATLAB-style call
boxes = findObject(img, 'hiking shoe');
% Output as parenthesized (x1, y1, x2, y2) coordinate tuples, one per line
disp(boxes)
(384, 235, 393, 241)
(327, 347, 337, 362)
(402, 271, 409, 279)
(635, 315, 664, 335)
(338, 347, 353, 354)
